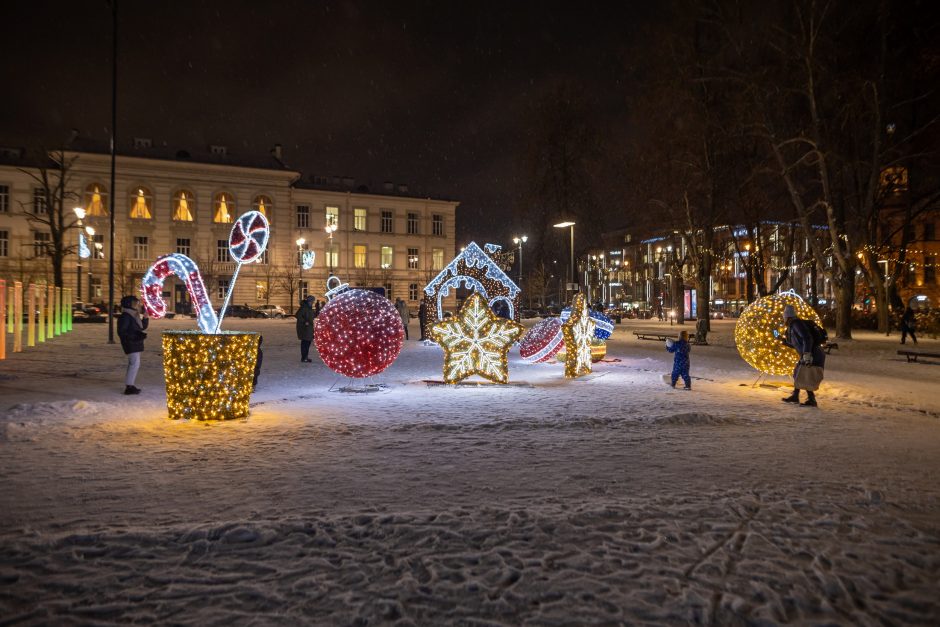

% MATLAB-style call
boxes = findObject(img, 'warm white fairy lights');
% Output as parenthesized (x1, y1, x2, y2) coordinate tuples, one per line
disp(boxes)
(734, 291, 823, 376)
(561, 294, 596, 378)
(431, 292, 525, 384)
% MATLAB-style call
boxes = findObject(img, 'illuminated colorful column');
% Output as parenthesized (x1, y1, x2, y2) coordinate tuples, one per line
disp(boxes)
(0, 279, 5, 360)
(53, 287, 61, 336)
(27, 284, 36, 347)
(13, 281, 23, 353)
(162, 331, 260, 420)
(37, 287, 45, 343)
(46, 285, 54, 339)
(6, 284, 12, 333)
(64, 288, 72, 331)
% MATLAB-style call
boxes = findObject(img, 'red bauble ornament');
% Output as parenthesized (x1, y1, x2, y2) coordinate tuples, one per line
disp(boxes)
(314, 289, 404, 377)
(519, 318, 564, 363)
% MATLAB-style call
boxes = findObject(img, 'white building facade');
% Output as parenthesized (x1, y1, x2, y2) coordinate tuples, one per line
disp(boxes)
(0, 149, 458, 313)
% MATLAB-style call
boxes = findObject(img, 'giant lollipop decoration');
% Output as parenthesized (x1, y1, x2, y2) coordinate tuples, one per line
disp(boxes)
(215, 210, 270, 332)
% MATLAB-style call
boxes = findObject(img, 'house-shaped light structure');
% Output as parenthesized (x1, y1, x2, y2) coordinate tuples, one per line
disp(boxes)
(422, 241, 521, 339)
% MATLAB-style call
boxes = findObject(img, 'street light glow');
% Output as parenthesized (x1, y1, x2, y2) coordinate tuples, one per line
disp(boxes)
(73, 207, 86, 220)
(553, 221, 575, 228)
(296, 237, 305, 247)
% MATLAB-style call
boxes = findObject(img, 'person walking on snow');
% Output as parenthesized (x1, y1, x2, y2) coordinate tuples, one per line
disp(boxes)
(395, 297, 410, 340)
(116, 295, 148, 395)
(780, 304, 825, 407)
(418, 299, 428, 341)
(900, 306, 918, 345)
(666, 330, 692, 390)
(296, 295, 315, 362)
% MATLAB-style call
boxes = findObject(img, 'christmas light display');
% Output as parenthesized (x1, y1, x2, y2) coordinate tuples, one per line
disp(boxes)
(556, 338, 608, 363)
(561, 294, 596, 378)
(518, 317, 564, 363)
(314, 287, 404, 378)
(560, 307, 614, 340)
(215, 210, 270, 332)
(431, 292, 525, 384)
(301, 250, 315, 270)
(78, 233, 91, 259)
(422, 242, 521, 340)
(141, 253, 218, 334)
(162, 330, 259, 420)
(734, 291, 823, 376)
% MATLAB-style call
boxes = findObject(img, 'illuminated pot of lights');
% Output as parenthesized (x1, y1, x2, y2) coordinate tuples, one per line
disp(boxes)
(734, 291, 822, 376)
(556, 338, 607, 363)
(162, 330, 260, 420)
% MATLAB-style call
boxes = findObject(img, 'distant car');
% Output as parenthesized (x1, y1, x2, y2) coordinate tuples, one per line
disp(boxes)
(710, 311, 725, 320)
(256, 304, 287, 319)
(218, 304, 265, 318)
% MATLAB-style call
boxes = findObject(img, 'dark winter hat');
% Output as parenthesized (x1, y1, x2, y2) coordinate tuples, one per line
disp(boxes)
(783, 305, 796, 319)
(120, 295, 139, 309)
(305, 295, 315, 303)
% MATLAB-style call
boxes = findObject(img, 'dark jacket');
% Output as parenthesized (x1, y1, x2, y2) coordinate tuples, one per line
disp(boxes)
(901, 308, 916, 331)
(784, 318, 825, 369)
(296, 301, 315, 341)
(117, 312, 148, 355)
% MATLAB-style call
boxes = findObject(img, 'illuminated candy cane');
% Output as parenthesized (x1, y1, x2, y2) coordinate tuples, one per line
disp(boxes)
(215, 211, 270, 332)
(141, 253, 218, 334)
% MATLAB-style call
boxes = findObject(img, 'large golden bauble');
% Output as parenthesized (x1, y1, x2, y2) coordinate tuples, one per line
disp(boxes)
(734, 292, 822, 376)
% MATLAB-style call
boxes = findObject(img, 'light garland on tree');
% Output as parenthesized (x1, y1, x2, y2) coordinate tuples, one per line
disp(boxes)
(518, 317, 564, 363)
(734, 291, 823, 376)
(162, 330, 259, 420)
(422, 242, 521, 340)
(561, 293, 596, 378)
(431, 292, 524, 384)
(314, 287, 404, 378)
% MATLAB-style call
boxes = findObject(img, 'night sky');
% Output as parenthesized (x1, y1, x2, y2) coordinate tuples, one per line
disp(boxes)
(0, 0, 653, 243)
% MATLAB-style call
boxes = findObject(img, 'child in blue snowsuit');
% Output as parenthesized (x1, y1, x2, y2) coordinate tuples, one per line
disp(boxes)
(666, 331, 692, 389)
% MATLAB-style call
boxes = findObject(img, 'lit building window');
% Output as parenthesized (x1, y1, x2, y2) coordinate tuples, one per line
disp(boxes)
(327, 243, 339, 269)
(381, 245, 393, 267)
(325, 205, 339, 228)
(84, 183, 108, 216)
(354, 208, 367, 231)
(408, 247, 419, 269)
(214, 192, 235, 223)
(256, 280, 269, 301)
(432, 247, 444, 271)
(880, 166, 909, 194)
(129, 187, 153, 219)
(354, 245, 367, 268)
(173, 190, 195, 221)
(253, 194, 272, 217)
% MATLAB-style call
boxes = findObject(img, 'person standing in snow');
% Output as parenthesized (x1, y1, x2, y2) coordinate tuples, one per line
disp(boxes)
(116, 295, 148, 395)
(253, 335, 264, 389)
(296, 295, 315, 363)
(900, 306, 918, 345)
(780, 305, 825, 407)
(418, 299, 428, 341)
(395, 297, 410, 340)
(665, 330, 692, 389)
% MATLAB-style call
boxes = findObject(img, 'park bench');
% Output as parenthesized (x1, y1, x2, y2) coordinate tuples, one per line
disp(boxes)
(898, 349, 940, 363)
(633, 331, 708, 346)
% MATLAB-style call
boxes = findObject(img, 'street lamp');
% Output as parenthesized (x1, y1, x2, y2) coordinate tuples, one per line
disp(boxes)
(85, 226, 96, 301)
(324, 223, 337, 276)
(296, 237, 306, 302)
(553, 221, 575, 299)
(73, 207, 86, 300)
(512, 235, 527, 298)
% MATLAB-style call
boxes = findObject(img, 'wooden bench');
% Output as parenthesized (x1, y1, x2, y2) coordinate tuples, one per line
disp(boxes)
(898, 349, 940, 363)
(633, 331, 708, 346)
(823, 342, 838, 354)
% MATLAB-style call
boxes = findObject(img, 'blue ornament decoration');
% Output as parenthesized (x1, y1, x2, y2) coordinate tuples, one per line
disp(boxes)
(560, 307, 614, 340)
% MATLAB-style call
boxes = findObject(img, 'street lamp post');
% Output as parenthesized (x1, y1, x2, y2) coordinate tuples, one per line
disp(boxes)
(73, 207, 86, 301)
(296, 237, 306, 302)
(324, 223, 337, 276)
(85, 226, 96, 300)
(553, 221, 575, 300)
(512, 235, 527, 305)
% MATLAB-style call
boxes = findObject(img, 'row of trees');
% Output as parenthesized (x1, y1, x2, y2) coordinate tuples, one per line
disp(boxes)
(517, 0, 939, 338)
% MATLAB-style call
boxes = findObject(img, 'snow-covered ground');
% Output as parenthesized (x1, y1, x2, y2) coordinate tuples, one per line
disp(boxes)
(1, 316, 939, 625)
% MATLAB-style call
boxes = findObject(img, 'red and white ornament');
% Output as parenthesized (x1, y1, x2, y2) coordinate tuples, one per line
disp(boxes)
(314, 289, 404, 378)
(518, 317, 564, 363)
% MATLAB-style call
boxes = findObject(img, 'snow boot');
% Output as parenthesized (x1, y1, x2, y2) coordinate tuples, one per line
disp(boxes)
(124, 385, 141, 395)
(782, 391, 800, 403)
(801, 391, 817, 407)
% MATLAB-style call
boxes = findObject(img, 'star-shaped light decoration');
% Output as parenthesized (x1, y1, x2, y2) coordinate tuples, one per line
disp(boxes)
(561, 293, 596, 378)
(431, 292, 525, 384)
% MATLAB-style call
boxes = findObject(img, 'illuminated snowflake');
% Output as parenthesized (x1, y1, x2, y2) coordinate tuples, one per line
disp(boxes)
(431, 293, 524, 384)
(562, 294, 595, 378)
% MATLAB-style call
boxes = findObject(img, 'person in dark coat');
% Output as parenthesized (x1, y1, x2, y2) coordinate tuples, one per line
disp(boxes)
(314, 300, 322, 318)
(780, 304, 825, 407)
(900, 306, 918, 345)
(116, 294, 148, 395)
(395, 298, 410, 340)
(253, 335, 264, 389)
(418, 299, 428, 341)
(296, 295, 315, 362)
(666, 330, 692, 389)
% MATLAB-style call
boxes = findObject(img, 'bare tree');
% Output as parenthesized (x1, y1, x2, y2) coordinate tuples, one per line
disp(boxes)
(275, 264, 300, 313)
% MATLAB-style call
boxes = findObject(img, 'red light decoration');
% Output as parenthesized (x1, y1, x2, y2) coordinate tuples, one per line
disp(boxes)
(314, 289, 404, 378)
(519, 317, 564, 363)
